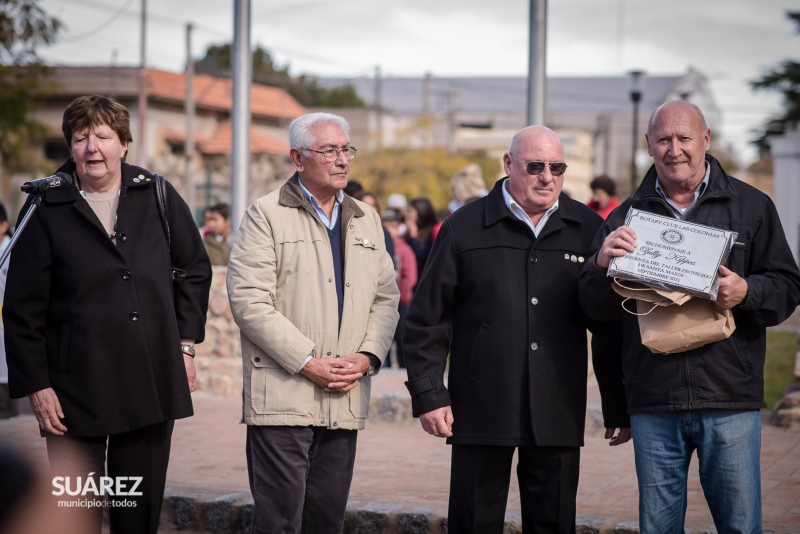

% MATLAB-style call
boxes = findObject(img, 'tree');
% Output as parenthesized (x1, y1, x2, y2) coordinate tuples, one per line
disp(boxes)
(196, 43, 292, 86)
(195, 43, 365, 108)
(751, 11, 800, 152)
(350, 148, 501, 212)
(0, 0, 61, 190)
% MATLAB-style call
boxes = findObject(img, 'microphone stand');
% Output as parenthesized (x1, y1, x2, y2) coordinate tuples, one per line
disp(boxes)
(0, 195, 42, 268)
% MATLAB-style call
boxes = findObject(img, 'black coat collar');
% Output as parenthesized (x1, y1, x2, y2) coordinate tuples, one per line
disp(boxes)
(45, 159, 155, 204)
(484, 177, 585, 231)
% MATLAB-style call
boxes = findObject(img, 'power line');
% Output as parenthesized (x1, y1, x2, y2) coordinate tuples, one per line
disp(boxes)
(55, 0, 228, 38)
(59, 0, 137, 43)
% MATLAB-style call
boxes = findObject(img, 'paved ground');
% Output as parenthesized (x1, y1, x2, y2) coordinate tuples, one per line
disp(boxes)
(2, 368, 799, 532)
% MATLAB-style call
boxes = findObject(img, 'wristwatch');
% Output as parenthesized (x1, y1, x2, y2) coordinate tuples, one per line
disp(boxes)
(180, 344, 196, 358)
(362, 353, 379, 376)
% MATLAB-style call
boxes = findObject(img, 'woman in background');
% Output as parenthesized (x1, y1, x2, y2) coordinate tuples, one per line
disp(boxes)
(406, 197, 438, 284)
(586, 174, 620, 219)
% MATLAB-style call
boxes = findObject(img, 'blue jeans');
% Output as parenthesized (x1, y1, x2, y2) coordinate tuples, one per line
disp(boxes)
(630, 410, 761, 534)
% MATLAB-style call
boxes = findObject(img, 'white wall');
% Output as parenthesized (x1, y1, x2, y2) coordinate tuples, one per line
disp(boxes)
(772, 125, 800, 264)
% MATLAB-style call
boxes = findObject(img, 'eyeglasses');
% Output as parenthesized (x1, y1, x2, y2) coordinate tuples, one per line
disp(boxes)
(511, 154, 568, 176)
(301, 146, 357, 162)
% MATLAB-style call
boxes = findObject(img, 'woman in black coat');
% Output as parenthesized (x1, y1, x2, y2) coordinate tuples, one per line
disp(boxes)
(3, 95, 211, 534)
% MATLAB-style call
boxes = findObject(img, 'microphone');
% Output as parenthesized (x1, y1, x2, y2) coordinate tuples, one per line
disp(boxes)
(21, 172, 73, 194)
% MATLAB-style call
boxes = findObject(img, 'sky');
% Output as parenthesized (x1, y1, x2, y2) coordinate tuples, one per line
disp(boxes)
(38, 0, 799, 166)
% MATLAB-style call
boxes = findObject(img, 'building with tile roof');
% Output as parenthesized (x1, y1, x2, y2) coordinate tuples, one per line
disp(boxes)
(7, 66, 307, 217)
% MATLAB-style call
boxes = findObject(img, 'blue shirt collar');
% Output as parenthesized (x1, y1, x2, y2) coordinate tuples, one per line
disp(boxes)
(655, 161, 710, 219)
(297, 178, 344, 230)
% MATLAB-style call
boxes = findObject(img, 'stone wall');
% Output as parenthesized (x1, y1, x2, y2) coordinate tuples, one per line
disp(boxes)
(195, 267, 242, 397)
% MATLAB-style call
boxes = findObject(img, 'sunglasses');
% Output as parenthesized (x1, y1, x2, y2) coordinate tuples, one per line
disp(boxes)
(511, 154, 568, 176)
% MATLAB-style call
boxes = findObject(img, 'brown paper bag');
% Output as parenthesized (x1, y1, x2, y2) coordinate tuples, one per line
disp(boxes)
(635, 298, 735, 354)
(612, 278, 736, 354)
(612, 278, 693, 307)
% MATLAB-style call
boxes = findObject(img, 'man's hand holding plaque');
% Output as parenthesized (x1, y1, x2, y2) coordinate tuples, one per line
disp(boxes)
(603, 209, 737, 301)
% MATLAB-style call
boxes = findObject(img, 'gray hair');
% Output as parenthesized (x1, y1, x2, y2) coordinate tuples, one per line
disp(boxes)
(647, 100, 708, 133)
(289, 112, 351, 150)
(509, 132, 522, 156)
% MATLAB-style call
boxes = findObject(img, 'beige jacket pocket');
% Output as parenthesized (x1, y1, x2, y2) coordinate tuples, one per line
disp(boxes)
(249, 354, 315, 416)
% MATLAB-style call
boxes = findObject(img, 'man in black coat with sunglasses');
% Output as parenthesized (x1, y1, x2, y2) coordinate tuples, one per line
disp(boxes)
(403, 125, 630, 533)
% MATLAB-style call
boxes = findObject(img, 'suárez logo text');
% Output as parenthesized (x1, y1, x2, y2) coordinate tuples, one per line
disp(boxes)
(51, 474, 143, 496)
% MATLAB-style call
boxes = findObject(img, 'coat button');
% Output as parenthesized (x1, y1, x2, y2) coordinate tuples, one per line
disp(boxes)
(332, 421, 338, 427)
(327, 352, 332, 356)
(119, 233, 127, 242)
(531, 297, 538, 305)
(130, 312, 140, 321)
(345, 282, 351, 287)
(121, 271, 131, 281)
(328, 278, 332, 283)
(530, 342, 538, 351)
(254, 357, 260, 363)
(530, 257, 537, 263)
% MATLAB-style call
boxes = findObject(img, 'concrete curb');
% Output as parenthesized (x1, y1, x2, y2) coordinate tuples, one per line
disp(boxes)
(161, 488, 661, 533)
(159, 487, 789, 533)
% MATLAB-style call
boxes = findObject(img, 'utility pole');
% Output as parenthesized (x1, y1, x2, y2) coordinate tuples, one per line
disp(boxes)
(230, 0, 251, 233)
(137, 0, 148, 166)
(184, 22, 196, 217)
(445, 89, 458, 155)
(374, 66, 383, 149)
(423, 72, 432, 148)
(628, 70, 645, 194)
(526, 0, 547, 126)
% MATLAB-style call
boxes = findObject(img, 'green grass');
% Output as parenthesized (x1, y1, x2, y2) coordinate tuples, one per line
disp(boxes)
(764, 330, 797, 410)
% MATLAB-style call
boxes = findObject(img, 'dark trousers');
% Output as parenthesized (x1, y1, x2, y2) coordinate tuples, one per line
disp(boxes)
(246, 425, 358, 534)
(45, 420, 174, 534)
(448, 444, 581, 534)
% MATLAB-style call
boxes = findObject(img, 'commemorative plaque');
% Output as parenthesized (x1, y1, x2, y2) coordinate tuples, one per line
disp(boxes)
(608, 209, 737, 300)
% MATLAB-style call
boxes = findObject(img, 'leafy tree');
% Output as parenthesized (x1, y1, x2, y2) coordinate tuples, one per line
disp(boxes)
(196, 43, 292, 86)
(0, 0, 61, 189)
(751, 11, 800, 152)
(350, 148, 501, 212)
(291, 75, 366, 108)
(195, 43, 365, 108)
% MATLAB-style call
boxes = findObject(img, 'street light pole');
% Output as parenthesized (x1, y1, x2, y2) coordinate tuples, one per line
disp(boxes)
(628, 70, 644, 195)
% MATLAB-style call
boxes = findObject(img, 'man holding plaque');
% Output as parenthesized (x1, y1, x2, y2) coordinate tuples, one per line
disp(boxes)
(580, 100, 800, 533)
(404, 125, 631, 532)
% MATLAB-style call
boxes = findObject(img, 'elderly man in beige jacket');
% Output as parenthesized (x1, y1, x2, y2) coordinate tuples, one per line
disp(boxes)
(227, 112, 399, 534)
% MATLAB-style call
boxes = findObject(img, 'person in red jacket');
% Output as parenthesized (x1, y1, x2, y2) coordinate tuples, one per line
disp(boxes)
(586, 174, 620, 219)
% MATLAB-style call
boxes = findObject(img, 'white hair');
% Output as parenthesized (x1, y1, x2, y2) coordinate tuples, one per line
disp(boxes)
(289, 112, 351, 150)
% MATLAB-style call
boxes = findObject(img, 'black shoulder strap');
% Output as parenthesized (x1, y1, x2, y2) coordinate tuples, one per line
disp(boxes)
(153, 172, 170, 248)
(153, 174, 187, 282)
